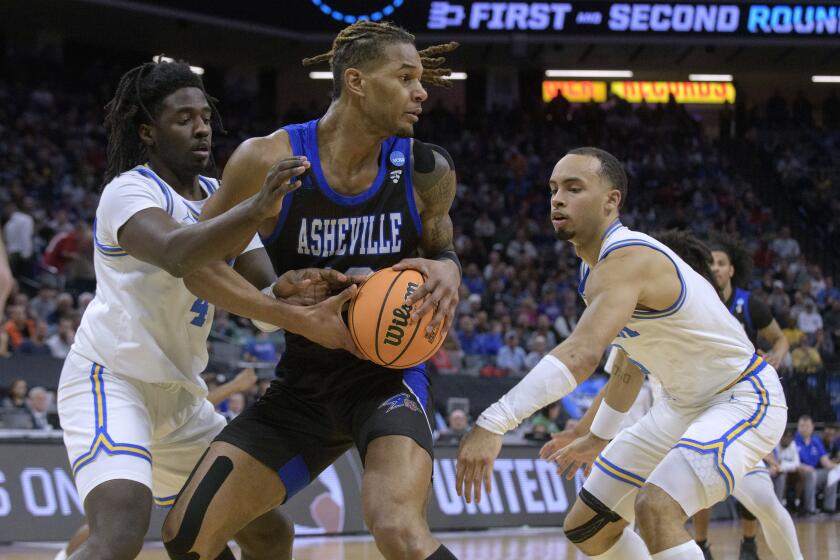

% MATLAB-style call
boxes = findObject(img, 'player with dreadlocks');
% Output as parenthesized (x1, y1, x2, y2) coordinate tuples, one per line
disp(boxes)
(57, 59, 359, 560)
(163, 21, 462, 560)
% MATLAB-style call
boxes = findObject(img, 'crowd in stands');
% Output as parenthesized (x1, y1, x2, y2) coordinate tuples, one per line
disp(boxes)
(2, 55, 840, 443)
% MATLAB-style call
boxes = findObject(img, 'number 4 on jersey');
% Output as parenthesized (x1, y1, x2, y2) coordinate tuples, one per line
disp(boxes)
(190, 298, 209, 327)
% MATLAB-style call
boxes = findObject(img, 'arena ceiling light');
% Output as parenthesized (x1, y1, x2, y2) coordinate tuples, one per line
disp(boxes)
(545, 70, 633, 79)
(813, 75, 840, 83)
(152, 55, 204, 76)
(689, 74, 733, 82)
(309, 71, 334, 80)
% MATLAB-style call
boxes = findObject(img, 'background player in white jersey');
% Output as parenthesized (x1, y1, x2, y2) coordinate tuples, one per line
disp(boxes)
(58, 60, 358, 560)
(541, 230, 802, 560)
(456, 147, 787, 559)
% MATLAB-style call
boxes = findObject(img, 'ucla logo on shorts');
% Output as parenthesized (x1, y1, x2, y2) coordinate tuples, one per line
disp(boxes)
(389, 150, 406, 167)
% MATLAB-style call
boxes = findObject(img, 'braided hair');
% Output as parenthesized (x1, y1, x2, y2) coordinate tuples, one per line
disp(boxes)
(103, 59, 222, 187)
(302, 21, 458, 99)
(708, 233, 753, 290)
(653, 230, 720, 298)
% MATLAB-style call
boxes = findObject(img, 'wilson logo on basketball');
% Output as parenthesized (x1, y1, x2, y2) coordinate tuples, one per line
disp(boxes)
(347, 267, 448, 369)
(383, 282, 418, 347)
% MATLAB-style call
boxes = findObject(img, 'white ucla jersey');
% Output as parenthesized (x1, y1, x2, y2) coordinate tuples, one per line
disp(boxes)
(579, 220, 756, 407)
(73, 165, 260, 397)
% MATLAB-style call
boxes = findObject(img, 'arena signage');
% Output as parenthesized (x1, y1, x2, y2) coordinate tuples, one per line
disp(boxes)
(542, 80, 608, 102)
(543, 80, 736, 104)
(0, 440, 575, 541)
(426, 2, 840, 37)
(103, 2, 840, 42)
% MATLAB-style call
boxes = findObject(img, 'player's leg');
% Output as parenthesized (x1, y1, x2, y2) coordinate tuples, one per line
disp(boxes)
(564, 399, 693, 558)
(362, 435, 442, 559)
(561, 489, 641, 558)
(736, 501, 759, 560)
(640, 365, 787, 558)
(801, 468, 817, 514)
(70, 480, 152, 560)
(58, 354, 157, 560)
(53, 524, 88, 560)
(161, 441, 288, 559)
(152, 391, 295, 560)
(353, 369, 454, 559)
(234, 507, 295, 560)
(691, 509, 714, 559)
(734, 470, 803, 560)
(162, 381, 349, 559)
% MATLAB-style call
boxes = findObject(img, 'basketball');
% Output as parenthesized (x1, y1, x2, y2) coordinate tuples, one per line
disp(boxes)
(348, 267, 446, 369)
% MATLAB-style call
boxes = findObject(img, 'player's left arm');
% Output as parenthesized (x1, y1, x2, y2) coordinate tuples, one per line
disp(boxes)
(752, 299, 789, 369)
(456, 248, 663, 503)
(393, 141, 460, 334)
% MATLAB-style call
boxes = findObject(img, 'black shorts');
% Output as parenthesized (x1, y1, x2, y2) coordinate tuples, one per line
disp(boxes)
(215, 364, 434, 502)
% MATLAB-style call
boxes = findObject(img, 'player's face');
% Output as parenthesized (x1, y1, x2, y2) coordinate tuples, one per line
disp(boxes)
(548, 155, 618, 242)
(363, 42, 428, 137)
(148, 87, 212, 175)
(710, 250, 734, 290)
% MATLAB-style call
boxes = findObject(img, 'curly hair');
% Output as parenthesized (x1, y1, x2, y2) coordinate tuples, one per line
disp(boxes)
(103, 59, 222, 187)
(302, 20, 459, 99)
(653, 229, 719, 297)
(708, 233, 753, 290)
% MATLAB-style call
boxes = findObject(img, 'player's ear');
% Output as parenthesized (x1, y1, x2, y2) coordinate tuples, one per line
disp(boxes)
(138, 123, 155, 148)
(606, 188, 621, 213)
(344, 67, 365, 98)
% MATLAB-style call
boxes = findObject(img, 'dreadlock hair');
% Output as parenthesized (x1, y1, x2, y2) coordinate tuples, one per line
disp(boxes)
(708, 233, 753, 290)
(653, 229, 720, 298)
(302, 20, 459, 99)
(103, 59, 222, 187)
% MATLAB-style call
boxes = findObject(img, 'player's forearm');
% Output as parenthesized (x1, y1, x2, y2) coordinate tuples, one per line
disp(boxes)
(207, 381, 245, 406)
(161, 197, 264, 277)
(184, 261, 303, 331)
(603, 356, 645, 413)
(771, 334, 790, 359)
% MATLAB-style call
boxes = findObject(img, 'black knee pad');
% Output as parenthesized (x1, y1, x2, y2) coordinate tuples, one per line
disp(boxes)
(736, 499, 757, 521)
(564, 488, 623, 544)
(164, 456, 234, 560)
(425, 545, 457, 559)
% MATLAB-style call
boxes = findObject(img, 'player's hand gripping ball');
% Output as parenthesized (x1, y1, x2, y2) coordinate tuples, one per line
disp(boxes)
(347, 267, 447, 368)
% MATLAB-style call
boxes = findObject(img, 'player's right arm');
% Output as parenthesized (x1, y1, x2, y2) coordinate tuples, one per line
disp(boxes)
(115, 156, 307, 277)
(201, 135, 291, 229)
(751, 298, 789, 370)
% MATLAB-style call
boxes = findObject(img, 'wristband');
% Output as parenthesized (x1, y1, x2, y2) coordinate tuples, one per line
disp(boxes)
(590, 400, 627, 441)
(252, 283, 280, 333)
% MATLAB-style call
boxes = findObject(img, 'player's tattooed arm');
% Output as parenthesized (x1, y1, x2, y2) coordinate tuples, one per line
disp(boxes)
(394, 141, 460, 334)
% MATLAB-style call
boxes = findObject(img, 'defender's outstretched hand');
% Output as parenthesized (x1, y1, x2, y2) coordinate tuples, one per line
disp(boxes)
(455, 426, 502, 504)
(545, 433, 609, 479)
(273, 268, 367, 306)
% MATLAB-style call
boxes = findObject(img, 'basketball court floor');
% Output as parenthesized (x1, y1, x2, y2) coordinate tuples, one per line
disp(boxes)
(3, 519, 837, 559)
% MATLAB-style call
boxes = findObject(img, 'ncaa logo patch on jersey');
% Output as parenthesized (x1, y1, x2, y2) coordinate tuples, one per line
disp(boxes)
(389, 150, 405, 167)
